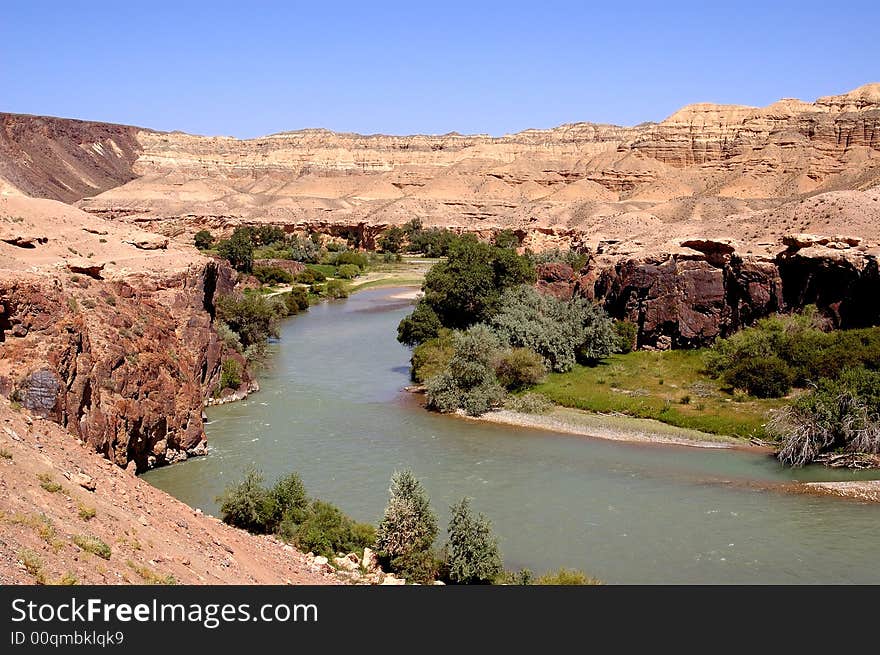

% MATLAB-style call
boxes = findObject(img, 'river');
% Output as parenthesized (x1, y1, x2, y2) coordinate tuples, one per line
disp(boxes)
(144, 287, 880, 583)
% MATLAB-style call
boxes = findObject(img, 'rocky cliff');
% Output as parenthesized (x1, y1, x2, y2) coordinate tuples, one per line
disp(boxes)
(0, 195, 251, 471)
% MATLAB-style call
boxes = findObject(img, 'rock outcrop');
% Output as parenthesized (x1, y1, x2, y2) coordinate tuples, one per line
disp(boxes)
(0, 195, 253, 471)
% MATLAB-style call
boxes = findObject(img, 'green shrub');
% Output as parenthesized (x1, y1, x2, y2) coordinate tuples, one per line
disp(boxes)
(73, 535, 112, 560)
(325, 279, 349, 299)
(504, 392, 552, 414)
(378, 227, 405, 253)
(215, 321, 243, 353)
(376, 470, 437, 559)
(498, 568, 534, 585)
(494, 348, 546, 390)
(295, 269, 317, 285)
(424, 326, 505, 416)
(493, 229, 519, 249)
(219, 359, 242, 390)
(445, 498, 503, 584)
(389, 549, 443, 585)
(770, 367, 880, 467)
(723, 356, 794, 398)
(410, 329, 455, 383)
(194, 229, 214, 250)
(284, 287, 310, 314)
(535, 567, 603, 585)
(489, 286, 616, 372)
(336, 264, 360, 279)
(332, 250, 369, 269)
(288, 500, 375, 558)
(215, 293, 280, 348)
(252, 266, 294, 285)
(613, 320, 638, 354)
(217, 468, 273, 533)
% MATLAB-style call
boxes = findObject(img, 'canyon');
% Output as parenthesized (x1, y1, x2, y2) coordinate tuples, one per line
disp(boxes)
(1, 84, 880, 584)
(0, 83, 879, 472)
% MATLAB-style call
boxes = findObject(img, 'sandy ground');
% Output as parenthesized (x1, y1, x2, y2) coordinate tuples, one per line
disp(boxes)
(465, 407, 742, 449)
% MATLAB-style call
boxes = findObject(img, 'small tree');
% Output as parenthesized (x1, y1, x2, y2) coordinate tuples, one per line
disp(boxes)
(376, 470, 437, 559)
(494, 348, 546, 390)
(194, 229, 214, 250)
(446, 498, 503, 584)
(379, 226, 405, 253)
(217, 228, 255, 273)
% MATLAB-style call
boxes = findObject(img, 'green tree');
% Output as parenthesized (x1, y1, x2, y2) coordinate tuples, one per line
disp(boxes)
(446, 498, 503, 584)
(399, 235, 535, 344)
(217, 228, 255, 273)
(379, 226, 405, 253)
(376, 470, 437, 558)
(215, 293, 280, 348)
(194, 229, 214, 250)
(398, 302, 442, 346)
(493, 229, 520, 249)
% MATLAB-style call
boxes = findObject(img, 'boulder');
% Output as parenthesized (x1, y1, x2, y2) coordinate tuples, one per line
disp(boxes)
(66, 258, 105, 279)
(362, 547, 380, 573)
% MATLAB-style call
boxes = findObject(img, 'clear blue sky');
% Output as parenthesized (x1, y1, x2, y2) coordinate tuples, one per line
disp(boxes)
(2, 1, 878, 138)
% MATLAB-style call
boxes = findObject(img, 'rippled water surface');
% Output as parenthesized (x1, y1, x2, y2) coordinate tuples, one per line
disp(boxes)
(144, 288, 880, 583)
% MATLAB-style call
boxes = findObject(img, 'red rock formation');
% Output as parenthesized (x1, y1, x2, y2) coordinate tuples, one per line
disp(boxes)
(0, 261, 250, 471)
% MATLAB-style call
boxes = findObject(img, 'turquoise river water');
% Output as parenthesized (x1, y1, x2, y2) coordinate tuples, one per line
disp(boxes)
(143, 288, 880, 583)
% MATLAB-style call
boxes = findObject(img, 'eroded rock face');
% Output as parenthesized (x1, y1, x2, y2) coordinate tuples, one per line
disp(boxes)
(540, 245, 879, 348)
(0, 261, 248, 471)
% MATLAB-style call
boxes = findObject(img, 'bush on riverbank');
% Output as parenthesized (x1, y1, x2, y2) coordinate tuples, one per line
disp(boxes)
(252, 265, 294, 285)
(769, 367, 880, 467)
(217, 469, 374, 557)
(215, 293, 282, 352)
(705, 308, 880, 398)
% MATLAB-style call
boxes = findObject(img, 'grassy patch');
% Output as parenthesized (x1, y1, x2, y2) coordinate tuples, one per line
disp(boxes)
(18, 549, 46, 584)
(53, 572, 78, 585)
(126, 560, 177, 585)
(5, 513, 63, 550)
(73, 535, 112, 560)
(532, 350, 783, 439)
(77, 504, 96, 521)
(306, 263, 337, 278)
(37, 473, 63, 493)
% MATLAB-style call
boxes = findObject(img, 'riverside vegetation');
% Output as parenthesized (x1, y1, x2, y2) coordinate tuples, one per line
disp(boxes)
(196, 225, 434, 395)
(218, 469, 600, 585)
(395, 232, 880, 469)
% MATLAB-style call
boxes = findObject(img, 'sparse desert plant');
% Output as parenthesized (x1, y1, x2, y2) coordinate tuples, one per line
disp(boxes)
(78, 504, 96, 521)
(73, 534, 112, 560)
(535, 567, 603, 585)
(0, 448, 12, 460)
(54, 572, 78, 585)
(37, 473, 62, 493)
(18, 549, 46, 583)
(504, 392, 552, 414)
(126, 560, 176, 585)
